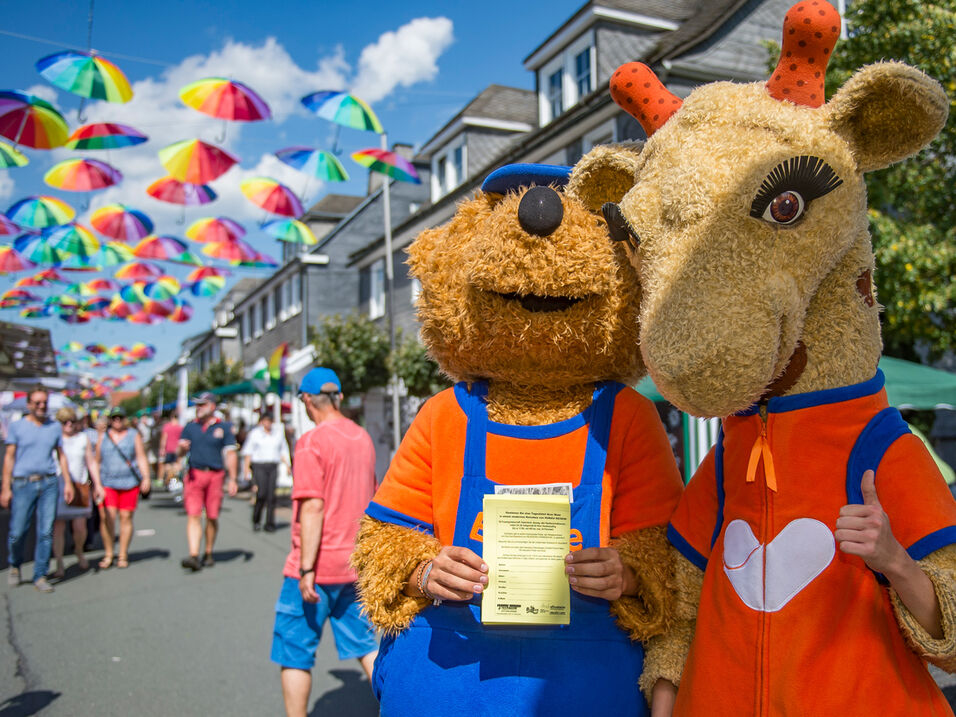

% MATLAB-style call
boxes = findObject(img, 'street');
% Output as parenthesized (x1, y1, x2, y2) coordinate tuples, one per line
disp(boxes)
(0, 490, 379, 716)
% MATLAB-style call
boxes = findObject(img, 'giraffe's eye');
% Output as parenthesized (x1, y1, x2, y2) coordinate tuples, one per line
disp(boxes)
(750, 156, 842, 227)
(763, 191, 805, 225)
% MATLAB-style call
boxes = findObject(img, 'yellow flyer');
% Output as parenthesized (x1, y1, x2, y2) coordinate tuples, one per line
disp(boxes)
(480, 493, 571, 625)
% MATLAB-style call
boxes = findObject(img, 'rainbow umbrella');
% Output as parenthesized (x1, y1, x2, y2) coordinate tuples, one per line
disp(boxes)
(263, 218, 317, 245)
(189, 276, 225, 297)
(20, 305, 51, 319)
(64, 281, 95, 296)
(170, 250, 205, 266)
(82, 296, 111, 314)
(107, 294, 135, 319)
(186, 216, 244, 243)
(115, 261, 162, 281)
(127, 310, 162, 324)
(0, 91, 69, 149)
(85, 342, 109, 354)
(45, 158, 122, 192)
(12, 234, 69, 265)
(301, 91, 383, 133)
(66, 122, 147, 150)
(93, 241, 135, 266)
(132, 234, 189, 261)
(0, 246, 35, 274)
(167, 299, 193, 323)
(0, 289, 40, 307)
(59, 312, 92, 324)
(201, 237, 258, 263)
(158, 139, 238, 184)
(146, 177, 217, 206)
(180, 78, 271, 121)
(0, 141, 28, 168)
(16, 267, 67, 286)
(275, 147, 349, 181)
(59, 254, 102, 272)
(90, 204, 153, 241)
(240, 177, 303, 217)
(6, 196, 75, 228)
(0, 215, 23, 236)
(42, 223, 101, 256)
(143, 276, 181, 299)
(85, 278, 120, 293)
(36, 51, 133, 103)
(61, 341, 84, 352)
(186, 266, 228, 281)
(234, 250, 279, 268)
(351, 148, 421, 184)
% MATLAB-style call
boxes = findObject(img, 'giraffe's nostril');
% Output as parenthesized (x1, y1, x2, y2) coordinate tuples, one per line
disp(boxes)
(518, 186, 564, 237)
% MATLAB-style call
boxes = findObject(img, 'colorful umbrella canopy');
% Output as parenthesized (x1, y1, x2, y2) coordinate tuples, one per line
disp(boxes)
(129, 342, 156, 359)
(167, 299, 193, 323)
(20, 305, 51, 319)
(179, 78, 271, 121)
(189, 275, 225, 297)
(275, 147, 349, 181)
(82, 296, 111, 315)
(170, 250, 205, 266)
(201, 237, 258, 263)
(44, 158, 122, 191)
(263, 218, 317, 245)
(186, 265, 228, 282)
(59, 253, 102, 272)
(6, 195, 75, 228)
(90, 203, 153, 241)
(142, 276, 181, 300)
(132, 234, 189, 261)
(0, 215, 23, 236)
(0, 91, 69, 149)
(0, 289, 40, 307)
(240, 177, 303, 217)
(36, 51, 133, 103)
(127, 310, 163, 324)
(66, 122, 147, 150)
(351, 148, 421, 184)
(0, 246, 34, 274)
(93, 241, 135, 266)
(107, 294, 135, 319)
(158, 139, 238, 184)
(85, 277, 120, 293)
(12, 234, 69, 265)
(300, 91, 383, 133)
(42, 223, 100, 257)
(146, 177, 217, 206)
(115, 260, 162, 281)
(0, 140, 28, 168)
(61, 341, 84, 352)
(234, 250, 279, 268)
(186, 216, 244, 243)
(16, 267, 67, 285)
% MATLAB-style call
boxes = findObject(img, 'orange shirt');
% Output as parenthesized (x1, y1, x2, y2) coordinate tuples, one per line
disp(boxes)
(669, 373, 956, 716)
(368, 384, 683, 548)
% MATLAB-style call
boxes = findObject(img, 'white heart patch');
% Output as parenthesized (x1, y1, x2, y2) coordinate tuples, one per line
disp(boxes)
(722, 518, 835, 612)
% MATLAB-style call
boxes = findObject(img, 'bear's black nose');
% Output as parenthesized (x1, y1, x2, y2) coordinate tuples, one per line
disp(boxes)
(518, 186, 564, 237)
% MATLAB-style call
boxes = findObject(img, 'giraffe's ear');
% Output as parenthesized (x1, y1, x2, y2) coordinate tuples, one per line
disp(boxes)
(826, 62, 948, 173)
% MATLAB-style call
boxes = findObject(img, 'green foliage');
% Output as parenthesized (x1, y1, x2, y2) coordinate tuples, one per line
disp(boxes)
(389, 331, 451, 397)
(766, 0, 956, 358)
(189, 359, 244, 393)
(309, 313, 391, 395)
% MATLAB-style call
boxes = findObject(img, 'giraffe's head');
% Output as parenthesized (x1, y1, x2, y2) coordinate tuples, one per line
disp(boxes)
(607, 0, 948, 417)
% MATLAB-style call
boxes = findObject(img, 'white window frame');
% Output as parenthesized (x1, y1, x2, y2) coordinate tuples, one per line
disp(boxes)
(252, 303, 262, 339)
(369, 258, 385, 320)
(241, 311, 250, 344)
(291, 274, 302, 316)
(263, 295, 274, 331)
(410, 276, 421, 305)
(430, 137, 467, 202)
(538, 30, 595, 125)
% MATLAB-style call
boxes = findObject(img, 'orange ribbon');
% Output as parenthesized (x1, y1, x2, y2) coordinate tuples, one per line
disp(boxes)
(745, 429, 777, 492)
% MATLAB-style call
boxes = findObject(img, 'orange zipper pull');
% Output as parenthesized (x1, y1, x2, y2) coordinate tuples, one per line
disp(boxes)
(745, 406, 777, 491)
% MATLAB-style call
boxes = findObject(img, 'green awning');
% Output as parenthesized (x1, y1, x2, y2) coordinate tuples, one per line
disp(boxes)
(207, 380, 260, 396)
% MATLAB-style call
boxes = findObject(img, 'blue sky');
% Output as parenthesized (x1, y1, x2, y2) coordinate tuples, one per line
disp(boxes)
(0, 0, 582, 387)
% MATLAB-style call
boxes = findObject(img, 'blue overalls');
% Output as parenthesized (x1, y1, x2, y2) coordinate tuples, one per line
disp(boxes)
(373, 381, 648, 717)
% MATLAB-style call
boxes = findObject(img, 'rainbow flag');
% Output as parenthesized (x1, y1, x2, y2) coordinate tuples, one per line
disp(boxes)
(268, 343, 288, 394)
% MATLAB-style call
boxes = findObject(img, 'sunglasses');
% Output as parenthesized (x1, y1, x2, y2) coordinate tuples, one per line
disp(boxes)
(61, 419, 75, 424)
(30, 401, 48, 407)
(110, 416, 124, 421)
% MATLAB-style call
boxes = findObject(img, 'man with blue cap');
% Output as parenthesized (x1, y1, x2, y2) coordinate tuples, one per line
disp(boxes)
(271, 367, 379, 716)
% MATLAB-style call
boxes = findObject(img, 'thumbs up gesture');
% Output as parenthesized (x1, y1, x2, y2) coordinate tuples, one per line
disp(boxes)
(835, 470, 905, 574)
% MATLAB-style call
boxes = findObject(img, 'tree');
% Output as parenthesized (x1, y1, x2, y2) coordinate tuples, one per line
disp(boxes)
(189, 359, 244, 393)
(309, 313, 391, 396)
(389, 331, 452, 397)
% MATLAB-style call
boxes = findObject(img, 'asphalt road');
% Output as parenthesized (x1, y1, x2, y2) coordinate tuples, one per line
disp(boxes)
(0, 489, 379, 717)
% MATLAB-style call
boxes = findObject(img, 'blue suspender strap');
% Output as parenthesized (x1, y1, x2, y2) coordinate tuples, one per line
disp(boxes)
(580, 381, 622, 486)
(711, 426, 726, 550)
(457, 381, 489, 478)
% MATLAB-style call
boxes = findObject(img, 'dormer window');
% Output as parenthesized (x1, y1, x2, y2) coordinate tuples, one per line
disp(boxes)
(537, 32, 595, 125)
(430, 137, 467, 202)
(575, 48, 591, 97)
(548, 69, 564, 119)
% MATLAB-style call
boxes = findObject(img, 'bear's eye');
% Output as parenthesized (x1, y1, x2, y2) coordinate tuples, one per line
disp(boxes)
(602, 202, 640, 247)
(750, 156, 842, 227)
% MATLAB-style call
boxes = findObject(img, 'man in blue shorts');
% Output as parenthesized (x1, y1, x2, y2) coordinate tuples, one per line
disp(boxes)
(271, 368, 378, 716)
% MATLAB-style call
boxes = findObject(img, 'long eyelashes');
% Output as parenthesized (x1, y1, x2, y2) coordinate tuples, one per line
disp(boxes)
(602, 202, 640, 247)
(749, 156, 843, 223)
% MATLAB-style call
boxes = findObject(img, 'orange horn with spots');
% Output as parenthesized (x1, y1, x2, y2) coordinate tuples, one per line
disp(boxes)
(610, 62, 682, 137)
(766, 0, 841, 107)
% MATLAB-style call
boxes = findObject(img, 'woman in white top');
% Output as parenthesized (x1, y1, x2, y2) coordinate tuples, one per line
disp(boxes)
(242, 413, 291, 532)
(52, 407, 104, 578)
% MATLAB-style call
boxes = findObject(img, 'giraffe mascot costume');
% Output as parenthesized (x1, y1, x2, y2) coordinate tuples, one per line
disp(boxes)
(605, 1, 956, 714)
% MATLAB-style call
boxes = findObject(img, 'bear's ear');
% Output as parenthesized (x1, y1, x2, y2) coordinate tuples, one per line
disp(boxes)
(827, 62, 948, 173)
(566, 142, 644, 212)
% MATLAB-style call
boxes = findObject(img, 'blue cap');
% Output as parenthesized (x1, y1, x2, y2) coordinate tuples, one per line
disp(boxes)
(480, 163, 572, 195)
(300, 367, 341, 394)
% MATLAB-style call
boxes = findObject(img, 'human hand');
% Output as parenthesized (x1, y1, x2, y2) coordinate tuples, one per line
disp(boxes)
(1, 486, 11, 509)
(227, 478, 238, 497)
(836, 470, 905, 574)
(178, 439, 190, 451)
(93, 485, 105, 505)
(140, 477, 151, 496)
(299, 571, 319, 603)
(565, 546, 636, 600)
(425, 546, 488, 601)
(63, 480, 75, 505)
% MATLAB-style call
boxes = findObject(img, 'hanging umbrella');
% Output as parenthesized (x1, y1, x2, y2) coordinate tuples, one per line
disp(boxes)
(146, 177, 217, 206)
(42, 223, 100, 257)
(143, 276, 181, 299)
(81, 296, 111, 315)
(45, 158, 122, 191)
(167, 299, 193, 323)
(0, 246, 35, 274)
(263, 218, 317, 245)
(93, 241, 135, 266)
(15, 267, 67, 286)
(201, 237, 258, 263)
(170, 250, 205, 266)
(61, 341, 84, 352)
(234, 250, 279, 268)
(131, 234, 189, 261)
(0, 91, 69, 149)
(129, 342, 155, 359)
(6, 196, 75, 229)
(59, 253, 102, 272)
(0, 215, 23, 237)
(20, 305, 52, 319)
(275, 147, 349, 181)
(84, 278, 120, 293)
(240, 177, 303, 217)
(64, 281, 94, 296)
(301, 91, 383, 133)
(66, 122, 147, 150)
(351, 148, 421, 184)
(158, 139, 238, 184)
(186, 265, 228, 282)
(12, 234, 69, 265)
(189, 276, 225, 297)
(186, 216, 244, 243)
(127, 310, 163, 324)
(180, 78, 271, 121)
(0, 140, 28, 168)
(35, 51, 133, 103)
(0, 289, 40, 307)
(85, 342, 109, 354)
(115, 260, 162, 281)
(90, 203, 153, 241)
(107, 294, 135, 319)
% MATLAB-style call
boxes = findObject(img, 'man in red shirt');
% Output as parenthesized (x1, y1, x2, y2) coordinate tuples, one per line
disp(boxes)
(158, 413, 183, 490)
(271, 367, 378, 717)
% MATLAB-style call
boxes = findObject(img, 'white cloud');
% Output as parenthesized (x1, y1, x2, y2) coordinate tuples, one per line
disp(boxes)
(0, 173, 14, 202)
(24, 84, 59, 107)
(351, 17, 454, 103)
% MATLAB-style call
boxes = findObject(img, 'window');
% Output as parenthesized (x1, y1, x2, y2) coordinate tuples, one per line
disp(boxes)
(548, 69, 563, 119)
(261, 296, 270, 331)
(575, 48, 591, 98)
(436, 157, 447, 193)
(410, 277, 421, 305)
(284, 279, 293, 316)
(452, 145, 464, 186)
(240, 312, 247, 344)
(369, 258, 385, 319)
(252, 303, 261, 338)
(291, 274, 302, 313)
(274, 285, 284, 321)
